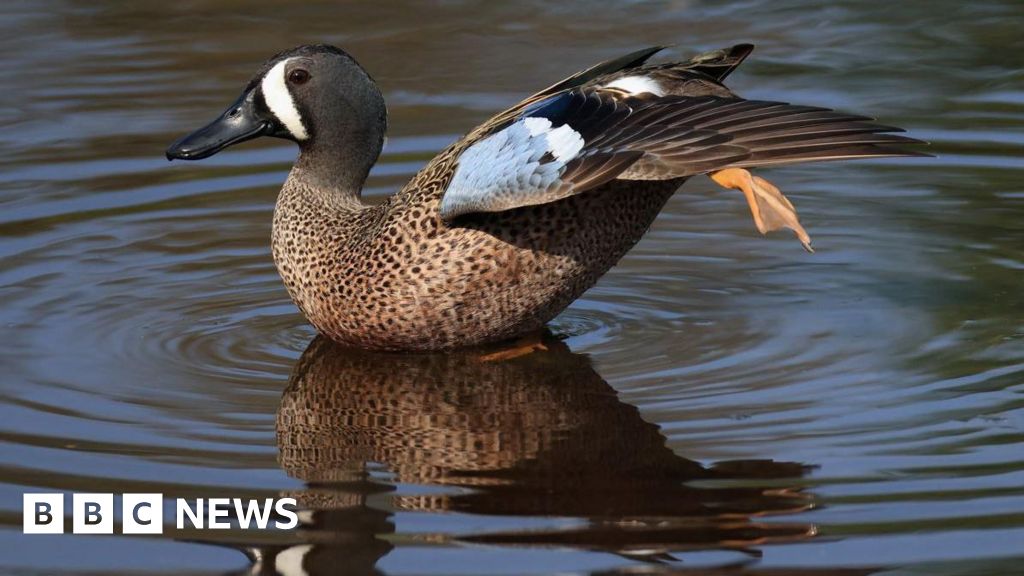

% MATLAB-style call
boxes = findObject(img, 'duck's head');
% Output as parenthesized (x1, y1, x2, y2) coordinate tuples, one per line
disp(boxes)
(167, 45, 386, 186)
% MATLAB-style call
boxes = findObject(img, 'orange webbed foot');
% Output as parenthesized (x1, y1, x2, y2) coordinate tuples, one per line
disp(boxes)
(476, 332, 548, 362)
(709, 168, 813, 253)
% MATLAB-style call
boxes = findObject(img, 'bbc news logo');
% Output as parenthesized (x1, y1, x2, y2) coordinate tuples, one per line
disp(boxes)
(23, 493, 298, 534)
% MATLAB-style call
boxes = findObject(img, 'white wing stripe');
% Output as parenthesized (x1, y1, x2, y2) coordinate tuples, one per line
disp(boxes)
(604, 75, 664, 96)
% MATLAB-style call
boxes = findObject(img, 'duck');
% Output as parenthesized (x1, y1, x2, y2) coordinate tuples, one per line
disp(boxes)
(167, 43, 926, 351)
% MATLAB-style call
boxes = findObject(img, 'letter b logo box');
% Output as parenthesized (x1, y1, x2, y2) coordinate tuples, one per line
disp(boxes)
(23, 494, 64, 534)
(72, 493, 114, 534)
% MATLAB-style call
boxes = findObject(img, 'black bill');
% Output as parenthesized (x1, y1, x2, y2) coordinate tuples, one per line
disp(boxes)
(166, 89, 273, 161)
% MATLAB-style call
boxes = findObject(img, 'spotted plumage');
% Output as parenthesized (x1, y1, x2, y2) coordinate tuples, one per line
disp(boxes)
(168, 43, 927, 351)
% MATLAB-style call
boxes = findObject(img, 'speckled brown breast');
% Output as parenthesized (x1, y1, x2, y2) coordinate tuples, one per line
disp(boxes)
(272, 158, 682, 351)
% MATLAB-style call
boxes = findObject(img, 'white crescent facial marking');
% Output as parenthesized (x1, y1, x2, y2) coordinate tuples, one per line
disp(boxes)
(261, 58, 309, 141)
(439, 116, 584, 219)
(605, 75, 664, 96)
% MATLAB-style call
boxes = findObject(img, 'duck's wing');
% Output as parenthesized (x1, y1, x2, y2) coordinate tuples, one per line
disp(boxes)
(439, 47, 927, 220)
(475, 45, 668, 134)
(476, 44, 748, 135)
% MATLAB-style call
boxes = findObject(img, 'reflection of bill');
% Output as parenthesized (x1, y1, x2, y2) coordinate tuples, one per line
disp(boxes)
(224, 334, 819, 573)
(22, 493, 297, 534)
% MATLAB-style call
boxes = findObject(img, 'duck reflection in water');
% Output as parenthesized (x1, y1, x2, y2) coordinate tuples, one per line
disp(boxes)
(242, 335, 821, 574)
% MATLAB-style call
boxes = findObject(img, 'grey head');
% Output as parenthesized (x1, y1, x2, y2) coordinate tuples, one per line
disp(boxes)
(167, 45, 387, 192)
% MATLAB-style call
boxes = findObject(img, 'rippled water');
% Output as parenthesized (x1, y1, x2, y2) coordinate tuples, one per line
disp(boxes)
(1, 1, 1022, 574)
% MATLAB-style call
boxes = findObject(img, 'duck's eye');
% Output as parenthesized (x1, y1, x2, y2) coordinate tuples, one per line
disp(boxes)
(288, 69, 310, 85)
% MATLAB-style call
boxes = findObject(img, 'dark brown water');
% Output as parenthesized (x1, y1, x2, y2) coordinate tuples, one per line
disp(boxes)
(1, 1, 1022, 574)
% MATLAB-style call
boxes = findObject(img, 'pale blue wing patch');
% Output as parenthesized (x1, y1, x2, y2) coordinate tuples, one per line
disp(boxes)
(439, 117, 584, 220)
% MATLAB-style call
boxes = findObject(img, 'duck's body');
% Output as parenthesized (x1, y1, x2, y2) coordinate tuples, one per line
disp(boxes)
(169, 44, 925, 351)
(274, 173, 677, 349)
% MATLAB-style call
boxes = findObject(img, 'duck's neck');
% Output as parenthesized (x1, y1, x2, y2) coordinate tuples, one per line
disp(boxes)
(273, 137, 382, 322)
(288, 128, 384, 209)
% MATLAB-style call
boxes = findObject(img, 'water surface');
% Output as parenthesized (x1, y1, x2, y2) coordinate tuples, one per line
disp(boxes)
(1, 1, 1022, 574)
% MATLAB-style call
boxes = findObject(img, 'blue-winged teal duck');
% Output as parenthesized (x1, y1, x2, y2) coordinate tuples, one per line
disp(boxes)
(167, 44, 926, 351)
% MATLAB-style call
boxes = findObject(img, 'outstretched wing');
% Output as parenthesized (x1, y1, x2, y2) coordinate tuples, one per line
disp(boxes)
(439, 87, 926, 220)
(476, 45, 667, 136)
